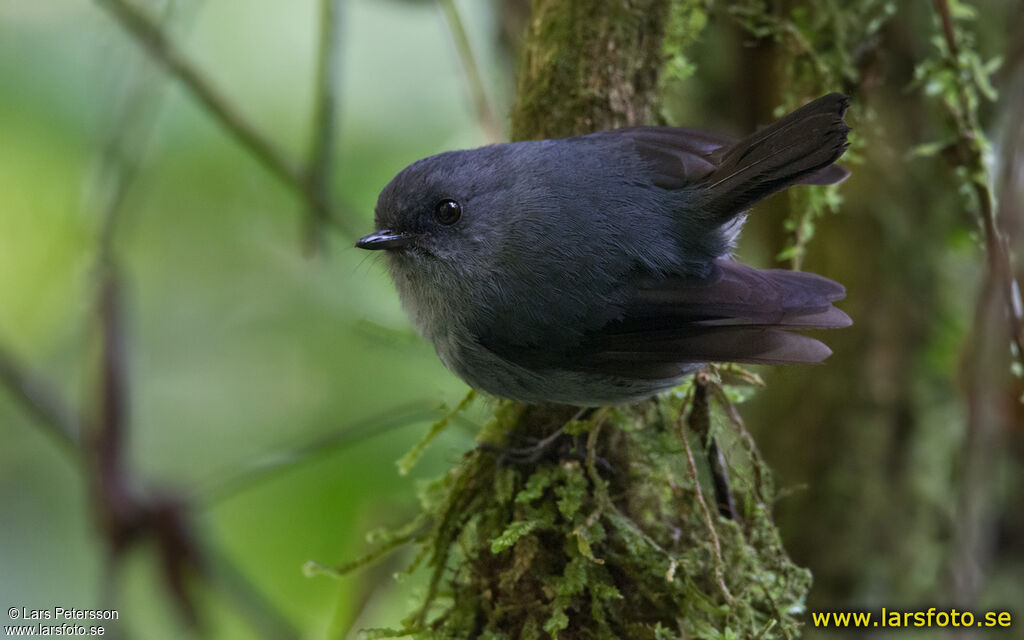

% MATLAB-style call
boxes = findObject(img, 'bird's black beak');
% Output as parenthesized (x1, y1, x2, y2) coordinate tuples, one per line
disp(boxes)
(355, 229, 416, 250)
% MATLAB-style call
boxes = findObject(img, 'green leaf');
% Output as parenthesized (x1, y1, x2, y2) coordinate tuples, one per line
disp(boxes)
(543, 602, 570, 636)
(560, 556, 588, 596)
(491, 518, 547, 554)
(970, 54, 1001, 102)
(908, 139, 954, 159)
(516, 467, 555, 503)
(590, 582, 622, 600)
(554, 463, 588, 519)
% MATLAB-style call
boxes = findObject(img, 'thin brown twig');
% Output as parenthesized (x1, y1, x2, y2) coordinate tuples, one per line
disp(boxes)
(94, 60, 165, 258)
(951, 55, 1024, 610)
(933, 0, 959, 58)
(95, 0, 304, 188)
(94, 0, 362, 242)
(583, 407, 612, 501)
(953, 261, 1002, 605)
(930, 0, 1022, 611)
(2, 5, 355, 636)
(92, 268, 130, 507)
(996, 78, 1024, 276)
(86, 5, 199, 624)
(80, 7, 307, 633)
(678, 391, 732, 601)
(0, 346, 80, 449)
(305, 0, 345, 253)
(199, 400, 444, 504)
(931, 0, 1024, 370)
(988, 81, 1024, 358)
(689, 372, 737, 520)
(208, 540, 301, 639)
(437, 0, 503, 142)
(708, 380, 770, 503)
(973, 184, 1024, 358)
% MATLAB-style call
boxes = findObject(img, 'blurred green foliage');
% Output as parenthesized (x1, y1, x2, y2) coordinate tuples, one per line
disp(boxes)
(0, 1, 502, 637)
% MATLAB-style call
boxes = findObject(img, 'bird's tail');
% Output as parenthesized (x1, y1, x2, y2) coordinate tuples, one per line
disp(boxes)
(702, 93, 850, 223)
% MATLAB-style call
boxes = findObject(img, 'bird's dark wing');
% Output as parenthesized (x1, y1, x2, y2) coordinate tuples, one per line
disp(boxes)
(590, 126, 733, 189)
(590, 94, 851, 215)
(480, 260, 851, 380)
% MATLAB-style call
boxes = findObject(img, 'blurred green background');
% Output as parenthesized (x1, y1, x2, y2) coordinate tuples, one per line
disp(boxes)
(0, 1, 503, 637)
(1, 1, 1022, 639)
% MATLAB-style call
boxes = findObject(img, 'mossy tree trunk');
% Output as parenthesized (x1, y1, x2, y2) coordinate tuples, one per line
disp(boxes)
(509, 0, 670, 139)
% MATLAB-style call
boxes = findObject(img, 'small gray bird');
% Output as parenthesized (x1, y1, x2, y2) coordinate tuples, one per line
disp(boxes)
(357, 93, 852, 406)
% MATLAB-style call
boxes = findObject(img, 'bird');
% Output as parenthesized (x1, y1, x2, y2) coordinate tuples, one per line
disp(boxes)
(356, 93, 852, 406)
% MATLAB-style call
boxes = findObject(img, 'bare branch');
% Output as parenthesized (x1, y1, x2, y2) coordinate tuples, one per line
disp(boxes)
(305, 0, 345, 253)
(931, 0, 1024, 368)
(437, 0, 503, 142)
(207, 541, 302, 640)
(93, 64, 164, 257)
(933, 0, 959, 58)
(0, 345, 80, 450)
(94, 0, 305, 201)
(929, 0, 1023, 608)
(679, 386, 732, 601)
(994, 83, 1024, 361)
(94, 0, 367, 243)
(91, 270, 130, 495)
(690, 372, 737, 521)
(199, 400, 444, 504)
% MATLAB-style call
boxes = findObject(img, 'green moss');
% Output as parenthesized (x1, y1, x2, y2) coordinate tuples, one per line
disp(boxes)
(335, 375, 809, 639)
(658, 0, 711, 126)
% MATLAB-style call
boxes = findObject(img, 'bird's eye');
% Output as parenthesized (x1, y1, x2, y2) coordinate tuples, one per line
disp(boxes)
(434, 199, 462, 225)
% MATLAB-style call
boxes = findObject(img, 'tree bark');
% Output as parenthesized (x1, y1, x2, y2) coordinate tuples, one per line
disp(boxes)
(510, 0, 670, 139)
